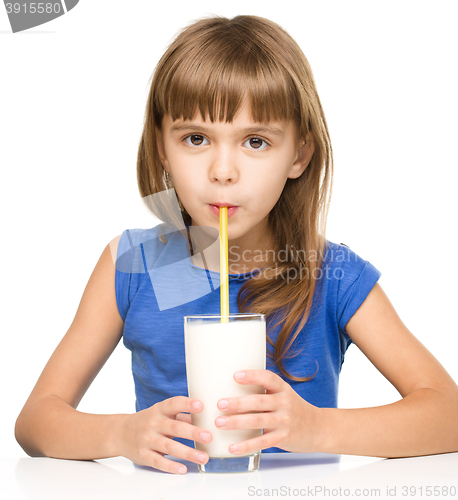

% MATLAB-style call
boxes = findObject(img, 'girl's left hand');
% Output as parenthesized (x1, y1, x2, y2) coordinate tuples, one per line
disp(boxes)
(215, 369, 322, 455)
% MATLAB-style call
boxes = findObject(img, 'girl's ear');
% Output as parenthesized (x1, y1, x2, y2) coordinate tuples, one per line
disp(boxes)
(156, 127, 171, 173)
(288, 131, 315, 179)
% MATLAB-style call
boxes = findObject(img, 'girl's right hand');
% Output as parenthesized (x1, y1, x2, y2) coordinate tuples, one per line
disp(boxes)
(15, 239, 210, 475)
(118, 396, 212, 474)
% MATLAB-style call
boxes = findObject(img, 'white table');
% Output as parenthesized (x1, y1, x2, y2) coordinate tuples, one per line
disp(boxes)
(2, 452, 457, 499)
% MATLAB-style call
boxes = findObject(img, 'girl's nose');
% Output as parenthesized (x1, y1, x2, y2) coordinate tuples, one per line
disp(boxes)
(208, 151, 239, 184)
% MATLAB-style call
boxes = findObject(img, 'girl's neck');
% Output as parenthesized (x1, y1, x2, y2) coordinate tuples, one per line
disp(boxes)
(187, 223, 275, 275)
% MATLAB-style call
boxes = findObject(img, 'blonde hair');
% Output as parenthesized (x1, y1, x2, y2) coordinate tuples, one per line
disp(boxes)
(137, 15, 333, 381)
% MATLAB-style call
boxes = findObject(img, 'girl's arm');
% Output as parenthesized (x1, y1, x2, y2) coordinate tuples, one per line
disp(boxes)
(15, 238, 211, 474)
(15, 240, 126, 459)
(214, 283, 458, 458)
(317, 282, 458, 457)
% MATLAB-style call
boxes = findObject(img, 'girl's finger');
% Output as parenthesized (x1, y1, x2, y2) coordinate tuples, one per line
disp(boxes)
(162, 417, 212, 446)
(155, 435, 209, 467)
(215, 411, 275, 431)
(159, 396, 204, 418)
(233, 369, 285, 393)
(141, 449, 189, 475)
(217, 393, 275, 413)
(176, 412, 192, 423)
(227, 431, 281, 457)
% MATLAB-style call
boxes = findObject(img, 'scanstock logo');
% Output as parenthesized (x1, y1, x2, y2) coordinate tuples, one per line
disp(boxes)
(3, 0, 79, 33)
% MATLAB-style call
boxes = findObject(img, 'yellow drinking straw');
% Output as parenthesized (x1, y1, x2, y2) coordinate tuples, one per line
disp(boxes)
(220, 207, 229, 322)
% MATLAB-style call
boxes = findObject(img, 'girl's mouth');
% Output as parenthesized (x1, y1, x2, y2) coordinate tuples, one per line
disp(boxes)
(209, 204, 238, 218)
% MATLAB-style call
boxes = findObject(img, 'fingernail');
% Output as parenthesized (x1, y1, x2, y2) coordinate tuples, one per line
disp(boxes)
(176, 465, 186, 474)
(197, 452, 207, 464)
(229, 444, 239, 453)
(234, 371, 245, 380)
(218, 399, 228, 409)
(200, 431, 211, 442)
(192, 401, 202, 411)
(215, 417, 226, 427)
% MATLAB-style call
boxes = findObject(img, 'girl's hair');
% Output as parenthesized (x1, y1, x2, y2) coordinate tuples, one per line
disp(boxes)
(137, 15, 333, 381)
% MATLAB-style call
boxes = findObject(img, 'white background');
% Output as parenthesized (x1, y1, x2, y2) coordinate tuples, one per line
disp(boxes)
(1, 0, 457, 458)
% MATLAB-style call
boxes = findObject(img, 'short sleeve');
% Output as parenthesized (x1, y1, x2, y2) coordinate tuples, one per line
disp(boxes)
(335, 245, 382, 334)
(115, 228, 157, 321)
(115, 230, 136, 321)
(114, 225, 175, 321)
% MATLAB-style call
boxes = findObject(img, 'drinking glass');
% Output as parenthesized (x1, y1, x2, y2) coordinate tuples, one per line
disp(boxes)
(184, 313, 266, 473)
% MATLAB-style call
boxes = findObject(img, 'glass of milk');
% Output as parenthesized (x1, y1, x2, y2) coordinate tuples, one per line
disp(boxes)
(184, 313, 266, 473)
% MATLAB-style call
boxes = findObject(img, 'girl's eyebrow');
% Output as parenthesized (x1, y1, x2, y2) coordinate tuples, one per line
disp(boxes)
(169, 123, 285, 137)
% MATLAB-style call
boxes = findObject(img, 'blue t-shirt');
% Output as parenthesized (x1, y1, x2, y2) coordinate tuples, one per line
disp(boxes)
(115, 224, 381, 453)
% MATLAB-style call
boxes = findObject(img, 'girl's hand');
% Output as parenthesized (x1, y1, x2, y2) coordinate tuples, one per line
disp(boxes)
(215, 370, 321, 455)
(118, 396, 212, 474)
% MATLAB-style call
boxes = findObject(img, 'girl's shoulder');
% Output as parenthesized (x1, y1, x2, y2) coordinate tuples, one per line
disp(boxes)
(322, 239, 382, 311)
(111, 223, 188, 274)
(111, 223, 188, 321)
(320, 240, 382, 336)
(322, 240, 376, 273)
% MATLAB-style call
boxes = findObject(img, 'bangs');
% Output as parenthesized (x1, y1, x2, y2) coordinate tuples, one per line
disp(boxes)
(153, 26, 303, 126)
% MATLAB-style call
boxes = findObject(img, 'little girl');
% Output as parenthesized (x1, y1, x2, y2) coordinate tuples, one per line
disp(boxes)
(15, 15, 458, 475)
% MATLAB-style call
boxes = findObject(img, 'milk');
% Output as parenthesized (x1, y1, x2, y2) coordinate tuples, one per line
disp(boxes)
(184, 317, 266, 458)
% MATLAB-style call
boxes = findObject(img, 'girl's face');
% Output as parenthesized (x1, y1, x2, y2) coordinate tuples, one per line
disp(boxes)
(157, 101, 314, 252)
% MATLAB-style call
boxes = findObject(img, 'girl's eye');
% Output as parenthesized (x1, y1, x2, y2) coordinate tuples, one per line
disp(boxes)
(184, 134, 209, 147)
(243, 137, 268, 150)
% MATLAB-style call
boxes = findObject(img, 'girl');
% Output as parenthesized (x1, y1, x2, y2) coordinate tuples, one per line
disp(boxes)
(15, 15, 458, 475)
